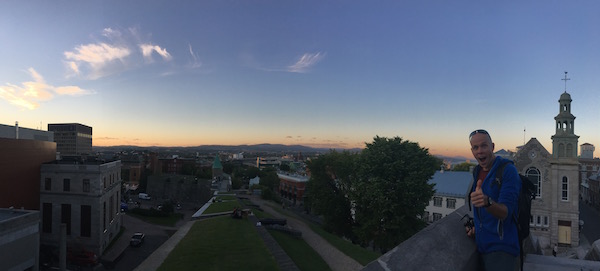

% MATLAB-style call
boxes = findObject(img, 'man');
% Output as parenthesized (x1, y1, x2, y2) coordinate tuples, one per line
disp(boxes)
(466, 129, 521, 271)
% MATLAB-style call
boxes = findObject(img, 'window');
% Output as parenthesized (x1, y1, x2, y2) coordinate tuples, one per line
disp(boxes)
(43, 203, 52, 233)
(83, 179, 90, 192)
(526, 167, 541, 198)
(433, 213, 442, 222)
(529, 215, 534, 226)
(81, 205, 91, 237)
(63, 179, 70, 192)
(44, 178, 51, 191)
(446, 198, 456, 209)
(544, 216, 549, 227)
(562, 176, 569, 201)
(536, 215, 541, 226)
(423, 211, 430, 222)
(103, 202, 107, 231)
(61, 204, 71, 235)
(433, 197, 443, 207)
(103, 177, 107, 189)
(109, 195, 114, 222)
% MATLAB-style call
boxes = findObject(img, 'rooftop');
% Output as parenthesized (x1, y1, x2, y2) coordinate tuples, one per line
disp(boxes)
(428, 170, 472, 198)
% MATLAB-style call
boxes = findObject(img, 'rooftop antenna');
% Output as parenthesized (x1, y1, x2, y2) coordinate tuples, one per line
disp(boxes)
(561, 71, 570, 93)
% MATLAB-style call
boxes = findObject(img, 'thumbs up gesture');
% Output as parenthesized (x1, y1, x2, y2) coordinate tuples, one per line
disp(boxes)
(471, 179, 487, 207)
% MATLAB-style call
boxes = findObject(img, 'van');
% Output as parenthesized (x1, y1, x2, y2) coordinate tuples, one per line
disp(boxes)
(138, 193, 151, 200)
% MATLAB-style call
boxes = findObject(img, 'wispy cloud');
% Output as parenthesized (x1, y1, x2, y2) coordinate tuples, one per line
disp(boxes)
(188, 44, 202, 68)
(140, 43, 172, 62)
(0, 68, 94, 110)
(288, 52, 325, 73)
(63, 27, 172, 79)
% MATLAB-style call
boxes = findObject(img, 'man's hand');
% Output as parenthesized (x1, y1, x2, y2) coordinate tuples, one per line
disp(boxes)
(470, 179, 488, 208)
(465, 226, 475, 238)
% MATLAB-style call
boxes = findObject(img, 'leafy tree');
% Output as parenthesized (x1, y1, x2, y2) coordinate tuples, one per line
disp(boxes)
(353, 136, 437, 252)
(259, 169, 279, 192)
(279, 163, 291, 172)
(453, 162, 476, 172)
(306, 150, 358, 239)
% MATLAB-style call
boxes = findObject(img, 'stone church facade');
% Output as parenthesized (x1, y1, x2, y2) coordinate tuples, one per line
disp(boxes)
(514, 91, 580, 249)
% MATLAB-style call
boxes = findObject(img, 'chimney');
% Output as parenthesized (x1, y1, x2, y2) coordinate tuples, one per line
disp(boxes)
(15, 121, 19, 139)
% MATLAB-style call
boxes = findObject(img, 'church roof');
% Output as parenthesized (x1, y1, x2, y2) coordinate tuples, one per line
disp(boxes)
(560, 91, 572, 101)
(428, 171, 472, 198)
(212, 155, 223, 169)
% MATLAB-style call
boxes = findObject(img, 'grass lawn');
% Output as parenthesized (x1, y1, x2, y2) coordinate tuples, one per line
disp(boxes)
(203, 200, 241, 214)
(269, 230, 331, 271)
(215, 195, 238, 201)
(270, 204, 381, 266)
(127, 212, 184, 227)
(158, 216, 279, 271)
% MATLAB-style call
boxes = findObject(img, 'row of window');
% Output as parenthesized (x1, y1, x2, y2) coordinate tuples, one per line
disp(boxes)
(45, 178, 91, 192)
(42, 192, 120, 237)
(422, 211, 443, 222)
(432, 197, 456, 209)
(530, 214, 550, 228)
(525, 167, 570, 201)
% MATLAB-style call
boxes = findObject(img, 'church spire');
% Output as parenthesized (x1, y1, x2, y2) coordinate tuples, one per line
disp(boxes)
(551, 72, 579, 159)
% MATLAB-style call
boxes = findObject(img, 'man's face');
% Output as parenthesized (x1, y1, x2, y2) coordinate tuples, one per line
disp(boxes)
(470, 133, 495, 170)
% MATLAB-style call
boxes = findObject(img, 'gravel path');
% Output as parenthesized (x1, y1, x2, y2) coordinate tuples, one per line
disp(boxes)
(251, 197, 363, 271)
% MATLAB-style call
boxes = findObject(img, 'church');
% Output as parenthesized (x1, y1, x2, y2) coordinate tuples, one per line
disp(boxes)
(513, 86, 580, 249)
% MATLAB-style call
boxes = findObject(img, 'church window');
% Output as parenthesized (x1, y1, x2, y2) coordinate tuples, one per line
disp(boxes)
(529, 215, 534, 226)
(561, 176, 569, 201)
(536, 215, 541, 226)
(559, 143, 565, 157)
(526, 167, 541, 199)
(543, 216, 549, 227)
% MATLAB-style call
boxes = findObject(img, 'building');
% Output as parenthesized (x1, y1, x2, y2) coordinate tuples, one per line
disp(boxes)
(278, 173, 308, 205)
(0, 122, 54, 142)
(257, 157, 279, 169)
(48, 123, 92, 156)
(580, 143, 595, 159)
(0, 208, 40, 271)
(40, 160, 122, 256)
(212, 155, 223, 180)
(513, 91, 580, 248)
(424, 170, 472, 223)
(0, 137, 57, 209)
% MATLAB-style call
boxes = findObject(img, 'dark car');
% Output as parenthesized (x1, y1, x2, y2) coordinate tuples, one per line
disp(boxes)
(67, 248, 98, 266)
(130, 232, 145, 247)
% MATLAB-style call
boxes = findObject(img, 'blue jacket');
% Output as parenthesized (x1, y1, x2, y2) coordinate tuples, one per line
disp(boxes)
(471, 156, 521, 256)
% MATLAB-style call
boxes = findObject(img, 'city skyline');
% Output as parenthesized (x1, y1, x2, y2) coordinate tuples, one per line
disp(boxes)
(1, 1, 599, 158)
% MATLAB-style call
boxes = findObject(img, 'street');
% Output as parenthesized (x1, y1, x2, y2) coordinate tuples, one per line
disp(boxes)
(580, 201, 600, 245)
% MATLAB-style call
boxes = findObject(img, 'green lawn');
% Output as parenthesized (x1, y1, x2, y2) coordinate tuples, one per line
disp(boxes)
(127, 212, 184, 227)
(215, 195, 238, 201)
(158, 216, 279, 271)
(203, 200, 241, 214)
(269, 204, 381, 266)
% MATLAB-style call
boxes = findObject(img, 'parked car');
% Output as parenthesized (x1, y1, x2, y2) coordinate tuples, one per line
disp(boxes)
(67, 248, 98, 266)
(130, 232, 145, 247)
(138, 193, 151, 200)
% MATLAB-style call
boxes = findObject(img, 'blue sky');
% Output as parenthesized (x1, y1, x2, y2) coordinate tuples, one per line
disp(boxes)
(1, 1, 599, 157)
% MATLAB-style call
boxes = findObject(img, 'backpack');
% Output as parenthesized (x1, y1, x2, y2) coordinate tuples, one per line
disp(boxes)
(472, 161, 536, 270)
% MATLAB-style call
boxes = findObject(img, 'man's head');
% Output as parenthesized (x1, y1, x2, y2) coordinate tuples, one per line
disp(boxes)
(469, 129, 495, 171)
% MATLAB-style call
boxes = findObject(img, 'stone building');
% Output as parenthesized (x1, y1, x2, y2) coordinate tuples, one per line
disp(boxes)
(0, 208, 40, 271)
(40, 160, 122, 256)
(514, 91, 580, 248)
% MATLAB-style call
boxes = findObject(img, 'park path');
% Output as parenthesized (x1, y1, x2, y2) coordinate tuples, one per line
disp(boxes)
(250, 196, 363, 271)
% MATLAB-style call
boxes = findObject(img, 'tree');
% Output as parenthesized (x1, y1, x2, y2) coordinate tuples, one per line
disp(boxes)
(279, 163, 291, 172)
(353, 136, 437, 252)
(453, 162, 476, 172)
(306, 150, 358, 239)
(259, 168, 279, 192)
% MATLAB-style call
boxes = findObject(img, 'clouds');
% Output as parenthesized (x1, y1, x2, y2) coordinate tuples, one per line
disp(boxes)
(288, 52, 325, 73)
(64, 27, 172, 79)
(0, 68, 94, 110)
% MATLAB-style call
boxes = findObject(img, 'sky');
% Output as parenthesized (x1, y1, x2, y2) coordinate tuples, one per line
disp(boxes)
(1, 1, 599, 158)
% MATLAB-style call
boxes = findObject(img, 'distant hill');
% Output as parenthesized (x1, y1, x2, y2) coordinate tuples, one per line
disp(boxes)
(93, 144, 362, 154)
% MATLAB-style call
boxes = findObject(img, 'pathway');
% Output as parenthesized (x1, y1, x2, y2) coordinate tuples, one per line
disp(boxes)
(249, 196, 363, 271)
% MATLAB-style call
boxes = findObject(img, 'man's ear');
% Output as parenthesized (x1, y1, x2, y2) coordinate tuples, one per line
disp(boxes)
(491, 142, 495, 152)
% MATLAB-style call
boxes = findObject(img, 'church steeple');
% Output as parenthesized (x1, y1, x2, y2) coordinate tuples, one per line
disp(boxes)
(551, 72, 579, 159)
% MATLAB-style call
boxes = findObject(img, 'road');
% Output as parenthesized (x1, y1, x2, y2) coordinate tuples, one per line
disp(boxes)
(580, 201, 600, 245)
